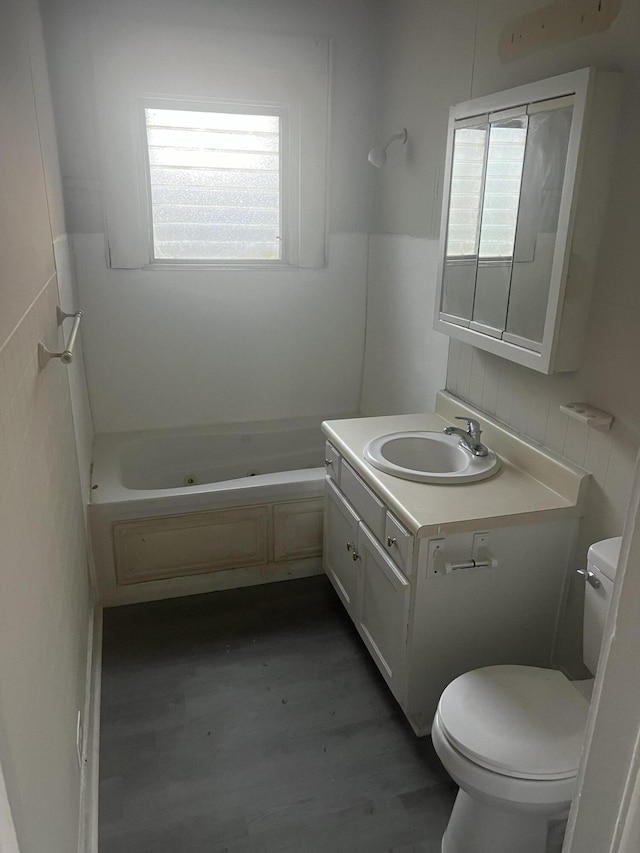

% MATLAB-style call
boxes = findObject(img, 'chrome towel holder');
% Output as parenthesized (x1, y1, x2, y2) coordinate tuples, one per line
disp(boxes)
(38, 306, 83, 369)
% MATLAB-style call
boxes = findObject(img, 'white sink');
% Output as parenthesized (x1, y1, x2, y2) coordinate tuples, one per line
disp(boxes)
(363, 431, 501, 484)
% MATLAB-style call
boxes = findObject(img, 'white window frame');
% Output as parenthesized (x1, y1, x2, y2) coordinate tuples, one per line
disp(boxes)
(140, 98, 289, 268)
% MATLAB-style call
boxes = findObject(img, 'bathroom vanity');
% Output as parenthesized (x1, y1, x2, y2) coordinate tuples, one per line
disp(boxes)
(322, 392, 589, 735)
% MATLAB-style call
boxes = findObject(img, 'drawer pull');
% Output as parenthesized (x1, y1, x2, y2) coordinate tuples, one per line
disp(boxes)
(346, 542, 360, 561)
(387, 536, 397, 547)
(325, 458, 333, 466)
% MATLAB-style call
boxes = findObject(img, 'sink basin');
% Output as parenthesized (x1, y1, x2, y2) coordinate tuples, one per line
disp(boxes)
(363, 431, 501, 484)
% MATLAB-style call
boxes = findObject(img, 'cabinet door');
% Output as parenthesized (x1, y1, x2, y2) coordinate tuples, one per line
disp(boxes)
(323, 479, 360, 617)
(357, 524, 410, 696)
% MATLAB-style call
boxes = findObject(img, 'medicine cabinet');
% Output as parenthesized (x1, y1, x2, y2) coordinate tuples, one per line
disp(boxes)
(434, 68, 620, 374)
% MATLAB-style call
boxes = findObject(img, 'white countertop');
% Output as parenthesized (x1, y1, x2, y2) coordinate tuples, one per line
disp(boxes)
(322, 393, 590, 538)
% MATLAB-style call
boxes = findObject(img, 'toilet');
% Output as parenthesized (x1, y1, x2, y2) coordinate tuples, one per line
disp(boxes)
(432, 537, 622, 853)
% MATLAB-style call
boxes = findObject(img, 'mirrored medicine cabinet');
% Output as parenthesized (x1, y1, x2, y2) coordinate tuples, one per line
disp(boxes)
(434, 68, 621, 374)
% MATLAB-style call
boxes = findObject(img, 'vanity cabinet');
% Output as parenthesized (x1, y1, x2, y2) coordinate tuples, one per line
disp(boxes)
(435, 67, 620, 373)
(322, 403, 589, 736)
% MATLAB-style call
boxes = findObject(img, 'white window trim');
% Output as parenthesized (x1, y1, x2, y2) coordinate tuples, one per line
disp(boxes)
(139, 97, 289, 270)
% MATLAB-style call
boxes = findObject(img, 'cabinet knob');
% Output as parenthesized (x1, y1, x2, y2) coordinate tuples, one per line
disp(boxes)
(346, 542, 360, 561)
(325, 458, 333, 466)
(387, 537, 397, 547)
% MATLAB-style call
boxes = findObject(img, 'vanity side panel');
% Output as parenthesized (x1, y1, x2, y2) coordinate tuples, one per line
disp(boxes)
(405, 519, 578, 735)
(554, 72, 623, 371)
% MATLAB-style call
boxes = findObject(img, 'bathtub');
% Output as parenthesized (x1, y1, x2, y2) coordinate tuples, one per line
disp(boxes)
(89, 420, 327, 606)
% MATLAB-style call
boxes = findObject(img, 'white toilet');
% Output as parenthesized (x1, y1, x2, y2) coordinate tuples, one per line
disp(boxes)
(432, 537, 622, 853)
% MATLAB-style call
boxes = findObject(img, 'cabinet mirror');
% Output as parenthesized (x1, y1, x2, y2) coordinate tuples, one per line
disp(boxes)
(435, 68, 619, 374)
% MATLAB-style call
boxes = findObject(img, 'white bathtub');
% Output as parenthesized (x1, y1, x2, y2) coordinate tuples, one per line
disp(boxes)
(89, 420, 327, 606)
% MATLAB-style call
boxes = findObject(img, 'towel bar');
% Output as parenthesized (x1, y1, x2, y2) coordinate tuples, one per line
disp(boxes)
(38, 306, 83, 368)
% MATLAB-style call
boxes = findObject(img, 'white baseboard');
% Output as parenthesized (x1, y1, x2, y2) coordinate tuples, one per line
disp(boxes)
(78, 604, 103, 853)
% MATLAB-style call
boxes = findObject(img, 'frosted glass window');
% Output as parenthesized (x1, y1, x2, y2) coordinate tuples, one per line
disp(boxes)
(144, 107, 282, 262)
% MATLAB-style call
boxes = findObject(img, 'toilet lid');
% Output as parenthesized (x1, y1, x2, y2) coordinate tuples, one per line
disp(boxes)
(437, 666, 590, 780)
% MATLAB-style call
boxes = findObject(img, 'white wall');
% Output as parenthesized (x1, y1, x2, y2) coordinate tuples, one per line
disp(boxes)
(360, 0, 477, 414)
(369, 0, 478, 240)
(73, 233, 367, 432)
(366, 0, 640, 672)
(54, 235, 95, 507)
(361, 235, 449, 414)
(43, 0, 382, 433)
(0, 1, 92, 851)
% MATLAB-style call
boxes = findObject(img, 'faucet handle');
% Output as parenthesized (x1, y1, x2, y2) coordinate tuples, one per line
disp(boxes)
(455, 416, 481, 436)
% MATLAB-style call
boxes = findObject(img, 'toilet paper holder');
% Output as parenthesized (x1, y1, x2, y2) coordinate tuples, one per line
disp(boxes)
(428, 536, 499, 577)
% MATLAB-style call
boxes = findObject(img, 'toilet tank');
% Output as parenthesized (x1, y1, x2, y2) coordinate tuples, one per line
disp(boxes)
(583, 537, 623, 674)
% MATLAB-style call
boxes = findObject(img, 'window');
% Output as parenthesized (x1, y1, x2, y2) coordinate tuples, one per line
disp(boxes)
(143, 105, 284, 263)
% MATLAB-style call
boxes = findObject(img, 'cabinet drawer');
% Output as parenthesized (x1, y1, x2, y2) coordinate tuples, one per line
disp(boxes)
(340, 461, 386, 541)
(324, 441, 341, 485)
(384, 512, 414, 578)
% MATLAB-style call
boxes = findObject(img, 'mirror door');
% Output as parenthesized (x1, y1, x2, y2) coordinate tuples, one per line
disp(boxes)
(440, 116, 488, 325)
(503, 98, 574, 351)
(471, 108, 527, 338)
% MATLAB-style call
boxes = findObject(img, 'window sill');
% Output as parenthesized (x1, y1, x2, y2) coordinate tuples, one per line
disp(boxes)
(142, 261, 300, 273)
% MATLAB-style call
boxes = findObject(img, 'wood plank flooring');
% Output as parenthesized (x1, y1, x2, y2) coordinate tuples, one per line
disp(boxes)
(99, 575, 456, 852)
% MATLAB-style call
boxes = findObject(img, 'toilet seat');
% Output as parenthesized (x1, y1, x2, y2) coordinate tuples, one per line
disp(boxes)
(438, 665, 590, 781)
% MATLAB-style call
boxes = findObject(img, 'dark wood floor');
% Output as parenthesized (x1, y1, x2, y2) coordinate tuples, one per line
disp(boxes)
(99, 575, 456, 852)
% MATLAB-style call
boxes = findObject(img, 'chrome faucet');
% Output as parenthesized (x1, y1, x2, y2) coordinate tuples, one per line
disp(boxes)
(443, 417, 489, 457)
